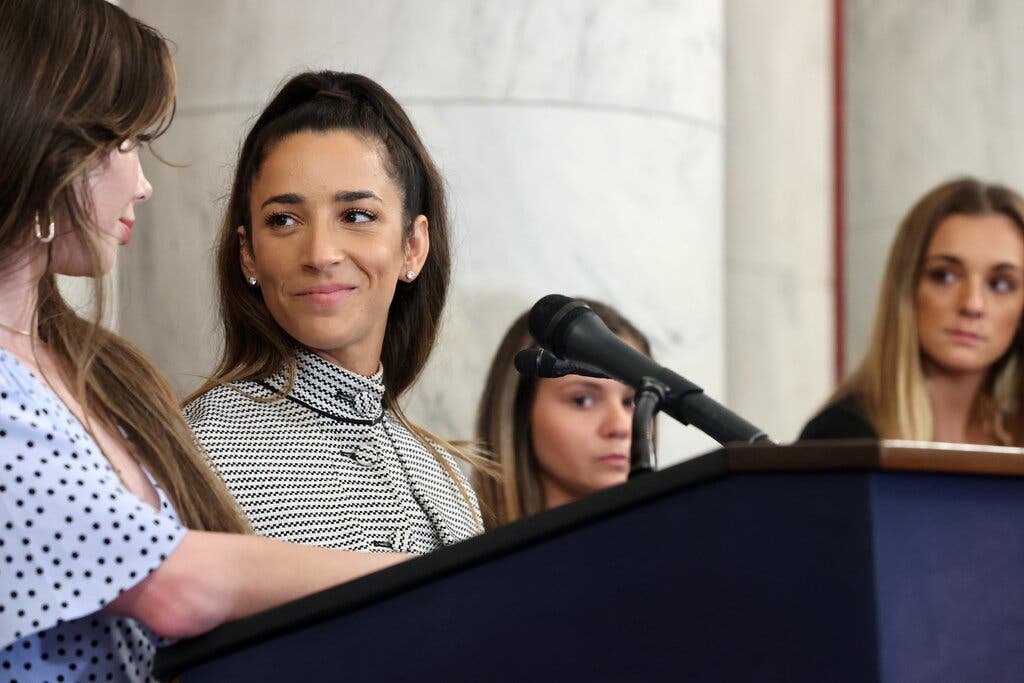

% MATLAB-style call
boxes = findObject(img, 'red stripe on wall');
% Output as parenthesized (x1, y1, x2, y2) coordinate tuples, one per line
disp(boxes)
(833, 0, 846, 384)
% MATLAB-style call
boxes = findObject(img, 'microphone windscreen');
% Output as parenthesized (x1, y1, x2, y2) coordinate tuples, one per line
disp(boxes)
(527, 294, 591, 355)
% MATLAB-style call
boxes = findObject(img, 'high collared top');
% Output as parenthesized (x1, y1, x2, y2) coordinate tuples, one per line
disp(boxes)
(184, 350, 480, 553)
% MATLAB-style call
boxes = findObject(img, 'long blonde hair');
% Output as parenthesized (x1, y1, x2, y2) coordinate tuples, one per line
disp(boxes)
(0, 0, 248, 532)
(474, 299, 652, 528)
(834, 177, 1024, 443)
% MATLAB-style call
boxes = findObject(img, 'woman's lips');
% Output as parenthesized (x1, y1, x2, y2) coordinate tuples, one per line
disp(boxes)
(118, 218, 134, 245)
(295, 284, 356, 306)
(946, 329, 984, 344)
(598, 453, 630, 467)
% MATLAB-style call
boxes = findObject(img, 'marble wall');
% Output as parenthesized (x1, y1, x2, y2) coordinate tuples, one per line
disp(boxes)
(108, 0, 1024, 458)
(725, 0, 835, 441)
(844, 0, 1024, 369)
(119, 0, 725, 463)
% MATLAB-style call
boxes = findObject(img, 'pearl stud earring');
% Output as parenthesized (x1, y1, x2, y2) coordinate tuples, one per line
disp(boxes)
(247, 276, 258, 286)
(406, 270, 416, 281)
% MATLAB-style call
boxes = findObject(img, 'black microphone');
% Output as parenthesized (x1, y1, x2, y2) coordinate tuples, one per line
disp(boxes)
(528, 294, 771, 445)
(513, 348, 610, 380)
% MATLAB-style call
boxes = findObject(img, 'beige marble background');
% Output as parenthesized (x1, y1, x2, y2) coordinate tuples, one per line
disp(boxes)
(118, 0, 731, 463)
(107, 0, 859, 454)
(725, 0, 835, 440)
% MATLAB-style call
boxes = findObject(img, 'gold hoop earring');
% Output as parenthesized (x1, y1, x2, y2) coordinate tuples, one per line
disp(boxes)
(34, 213, 55, 243)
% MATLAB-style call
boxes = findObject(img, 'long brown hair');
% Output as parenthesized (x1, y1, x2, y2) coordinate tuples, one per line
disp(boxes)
(474, 299, 652, 528)
(834, 177, 1024, 443)
(190, 71, 481, 519)
(0, 0, 247, 533)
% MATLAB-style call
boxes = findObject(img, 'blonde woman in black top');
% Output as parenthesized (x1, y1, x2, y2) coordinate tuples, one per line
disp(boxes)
(801, 178, 1024, 445)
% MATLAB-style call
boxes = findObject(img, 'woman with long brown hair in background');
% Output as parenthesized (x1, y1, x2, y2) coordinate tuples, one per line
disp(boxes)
(185, 71, 483, 553)
(0, 3, 408, 680)
(474, 299, 652, 529)
(800, 177, 1024, 445)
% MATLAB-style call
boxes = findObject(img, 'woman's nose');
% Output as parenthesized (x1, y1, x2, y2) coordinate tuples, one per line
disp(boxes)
(135, 162, 152, 202)
(601, 400, 632, 440)
(302, 220, 343, 271)
(959, 277, 985, 317)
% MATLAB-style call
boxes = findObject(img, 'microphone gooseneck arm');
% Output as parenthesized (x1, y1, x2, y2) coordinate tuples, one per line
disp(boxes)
(629, 377, 667, 478)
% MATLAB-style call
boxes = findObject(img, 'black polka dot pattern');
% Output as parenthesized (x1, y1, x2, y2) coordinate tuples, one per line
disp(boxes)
(0, 350, 186, 681)
(185, 349, 480, 553)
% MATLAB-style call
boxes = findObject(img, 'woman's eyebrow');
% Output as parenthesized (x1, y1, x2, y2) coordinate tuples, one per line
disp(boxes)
(260, 192, 303, 209)
(925, 254, 963, 265)
(926, 254, 1024, 271)
(334, 190, 383, 203)
(560, 379, 608, 391)
(260, 190, 382, 209)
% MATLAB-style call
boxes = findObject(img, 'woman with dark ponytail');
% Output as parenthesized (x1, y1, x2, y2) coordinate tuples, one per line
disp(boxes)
(185, 71, 484, 553)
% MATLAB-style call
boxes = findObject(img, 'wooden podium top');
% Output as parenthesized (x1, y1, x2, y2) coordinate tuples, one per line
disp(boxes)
(728, 439, 1024, 476)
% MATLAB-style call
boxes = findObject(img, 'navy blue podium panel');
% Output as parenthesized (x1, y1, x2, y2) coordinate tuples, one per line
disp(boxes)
(155, 442, 1024, 683)
(871, 472, 1024, 681)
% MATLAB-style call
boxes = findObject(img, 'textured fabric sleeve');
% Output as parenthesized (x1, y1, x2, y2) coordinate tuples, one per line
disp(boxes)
(798, 397, 878, 441)
(182, 392, 214, 455)
(0, 366, 186, 647)
(183, 383, 271, 466)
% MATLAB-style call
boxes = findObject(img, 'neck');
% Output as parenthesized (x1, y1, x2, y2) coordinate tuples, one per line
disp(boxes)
(538, 473, 578, 511)
(313, 341, 383, 378)
(922, 361, 990, 444)
(0, 247, 46, 348)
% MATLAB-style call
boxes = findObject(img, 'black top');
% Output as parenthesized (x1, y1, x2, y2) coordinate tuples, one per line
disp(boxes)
(799, 394, 878, 441)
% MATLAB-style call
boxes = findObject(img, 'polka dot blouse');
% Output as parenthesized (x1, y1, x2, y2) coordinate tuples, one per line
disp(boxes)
(185, 349, 481, 554)
(0, 349, 186, 682)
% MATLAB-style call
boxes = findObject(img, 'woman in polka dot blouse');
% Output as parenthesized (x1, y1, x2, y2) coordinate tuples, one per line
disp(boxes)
(0, 3, 407, 681)
(183, 72, 486, 554)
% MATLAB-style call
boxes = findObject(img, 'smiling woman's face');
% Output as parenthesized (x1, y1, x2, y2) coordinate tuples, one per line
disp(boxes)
(241, 129, 428, 375)
(915, 212, 1024, 377)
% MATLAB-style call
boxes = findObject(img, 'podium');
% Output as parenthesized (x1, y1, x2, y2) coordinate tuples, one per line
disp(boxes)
(155, 441, 1024, 682)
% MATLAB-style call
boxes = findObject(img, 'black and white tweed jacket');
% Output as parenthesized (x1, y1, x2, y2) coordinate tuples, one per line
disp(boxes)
(184, 350, 481, 553)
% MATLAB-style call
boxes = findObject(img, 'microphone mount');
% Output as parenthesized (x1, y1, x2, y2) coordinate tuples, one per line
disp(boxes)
(630, 377, 668, 478)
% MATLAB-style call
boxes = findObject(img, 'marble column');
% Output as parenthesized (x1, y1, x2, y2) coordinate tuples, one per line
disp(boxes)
(725, 0, 835, 441)
(118, 0, 724, 463)
(844, 0, 1024, 368)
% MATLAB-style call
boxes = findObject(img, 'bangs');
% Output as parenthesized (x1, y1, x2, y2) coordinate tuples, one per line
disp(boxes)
(101, 9, 176, 143)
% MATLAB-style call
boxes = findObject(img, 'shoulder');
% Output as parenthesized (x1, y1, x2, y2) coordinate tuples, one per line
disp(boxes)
(0, 354, 186, 645)
(0, 350, 42, 411)
(184, 381, 277, 429)
(184, 381, 285, 457)
(798, 394, 878, 441)
(0, 350, 78, 452)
